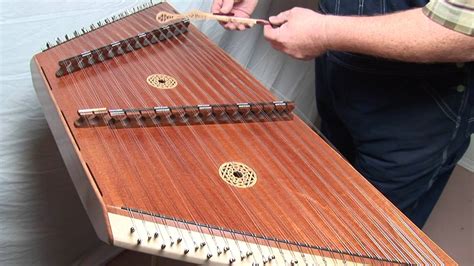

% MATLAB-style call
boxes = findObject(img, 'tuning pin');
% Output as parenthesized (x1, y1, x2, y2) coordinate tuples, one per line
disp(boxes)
(130, 227, 135, 233)
(105, 18, 110, 23)
(177, 237, 182, 244)
(184, 248, 190, 255)
(154, 232, 159, 238)
(161, 244, 166, 249)
(90, 24, 95, 30)
(229, 257, 236, 264)
(73, 30, 79, 37)
(64, 34, 69, 41)
(137, 238, 142, 245)
(97, 21, 101, 27)
(81, 28, 86, 34)
(207, 253, 213, 259)
(46, 42, 51, 49)
(56, 37, 61, 44)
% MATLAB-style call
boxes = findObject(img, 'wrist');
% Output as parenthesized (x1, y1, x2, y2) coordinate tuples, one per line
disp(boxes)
(321, 14, 339, 51)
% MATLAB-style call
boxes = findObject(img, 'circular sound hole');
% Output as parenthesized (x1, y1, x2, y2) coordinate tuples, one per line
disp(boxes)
(147, 74, 178, 89)
(219, 162, 257, 188)
(233, 171, 243, 178)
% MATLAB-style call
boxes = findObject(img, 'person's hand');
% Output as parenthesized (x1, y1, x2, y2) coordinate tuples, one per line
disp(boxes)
(264, 8, 329, 60)
(211, 0, 259, 30)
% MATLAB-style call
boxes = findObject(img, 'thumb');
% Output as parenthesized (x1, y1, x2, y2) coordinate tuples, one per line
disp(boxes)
(269, 10, 290, 25)
(220, 0, 235, 14)
(264, 24, 279, 41)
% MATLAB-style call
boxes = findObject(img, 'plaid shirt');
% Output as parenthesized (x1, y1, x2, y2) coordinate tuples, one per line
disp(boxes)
(423, 0, 474, 36)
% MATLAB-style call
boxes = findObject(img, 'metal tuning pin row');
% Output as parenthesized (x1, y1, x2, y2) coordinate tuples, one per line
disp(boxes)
(118, 207, 317, 265)
(42, 0, 164, 52)
(55, 21, 190, 77)
(74, 101, 296, 128)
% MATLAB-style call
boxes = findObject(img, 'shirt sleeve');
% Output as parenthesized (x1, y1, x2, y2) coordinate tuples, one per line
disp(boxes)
(423, 0, 474, 36)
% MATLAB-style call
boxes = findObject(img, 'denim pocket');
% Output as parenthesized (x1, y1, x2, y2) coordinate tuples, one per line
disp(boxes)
(423, 83, 468, 125)
(467, 105, 474, 137)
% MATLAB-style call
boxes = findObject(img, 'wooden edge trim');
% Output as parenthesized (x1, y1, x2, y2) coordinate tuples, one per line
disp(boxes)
(30, 55, 113, 244)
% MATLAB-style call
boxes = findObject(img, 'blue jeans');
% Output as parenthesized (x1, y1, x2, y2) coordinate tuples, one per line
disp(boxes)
(316, 51, 473, 228)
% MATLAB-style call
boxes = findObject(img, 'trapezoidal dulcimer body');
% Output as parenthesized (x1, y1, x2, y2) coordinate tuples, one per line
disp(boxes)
(30, 1, 455, 265)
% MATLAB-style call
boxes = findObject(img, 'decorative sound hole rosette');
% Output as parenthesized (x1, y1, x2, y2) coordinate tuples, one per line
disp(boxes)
(147, 74, 178, 89)
(219, 162, 257, 188)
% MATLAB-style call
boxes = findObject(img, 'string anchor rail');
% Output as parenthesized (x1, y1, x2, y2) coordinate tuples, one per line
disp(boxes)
(74, 101, 296, 128)
(55, 20, 190, 77)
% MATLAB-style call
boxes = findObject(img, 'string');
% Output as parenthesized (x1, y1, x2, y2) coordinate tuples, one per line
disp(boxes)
(135, 5, 358, 262)
(48, 47, 155, 245)
(148, 2, 436, 264)
(170, 10, 436, 264)
(46, 1, 442, 264)
(150, 4, 380, 262)
(149, 4, 430, 264)
(106, 13, 286, 264)
(51, 17, 211, 253)
(73, 23, 227, 255)
(76, 2, 416, 264)
(97, 3, 322, 262)
(76, 8, 274, 262)
(172, 18, 420, 264)
(102, 2, 394, 264)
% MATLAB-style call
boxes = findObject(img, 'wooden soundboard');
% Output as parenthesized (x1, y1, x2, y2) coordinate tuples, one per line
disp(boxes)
(31, 1, 456, 265)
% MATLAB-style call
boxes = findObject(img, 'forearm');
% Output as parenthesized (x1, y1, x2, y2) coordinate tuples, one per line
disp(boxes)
(324, 8, 474, 63)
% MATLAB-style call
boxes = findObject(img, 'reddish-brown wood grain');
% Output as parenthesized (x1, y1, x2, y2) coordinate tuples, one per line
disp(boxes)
(31, 2, 455, 265)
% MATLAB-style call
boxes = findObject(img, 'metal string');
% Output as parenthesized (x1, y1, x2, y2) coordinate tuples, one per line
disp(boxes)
(52, 23, 211, 252)
(80, 13, 276, 260)
(114, 6, 324, 264)
(152, 8, 434, 264)
(110, 17, 292, 264)
(72, 27, 227, 254)
(180, 19, 436, 262)
(177, 29, 422, 264)
(134, 6, 360, 264)
(144, 7, 386, 262)
(48, 2, 440, 264)
(130, 4, 392, 264)
(48, 47, 156, 245)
